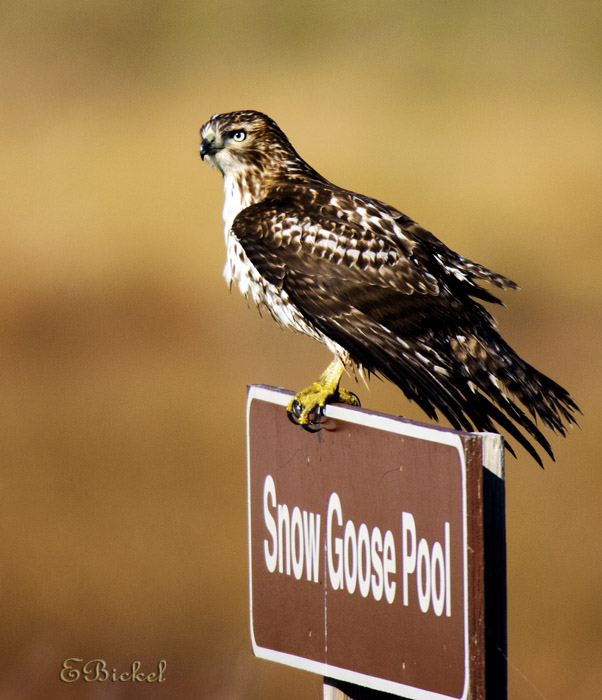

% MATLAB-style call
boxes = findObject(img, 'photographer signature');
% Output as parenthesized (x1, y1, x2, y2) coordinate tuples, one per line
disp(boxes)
(60, 658, 166, 683)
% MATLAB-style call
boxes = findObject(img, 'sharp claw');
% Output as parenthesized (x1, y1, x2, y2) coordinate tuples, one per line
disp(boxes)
(286, 400, 324, 432)
(301, 420, 323, 433)
(347, 392, 361, 408)
(287, 399, 302, 422)
(304, 404, 325, 432)
(287, 408, 300, 426)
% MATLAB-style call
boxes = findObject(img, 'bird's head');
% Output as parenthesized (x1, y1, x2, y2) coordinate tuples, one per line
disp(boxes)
(199, 110, 312, 181)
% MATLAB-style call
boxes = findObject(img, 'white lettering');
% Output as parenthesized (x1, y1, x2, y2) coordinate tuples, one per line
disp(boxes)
(263, 478, 455, 619)
(370, 527, 384, 601)
(263, 475, 277, 573)
(431, 541, 445, 616)
(401, 511, 416, 606)
(417, 538, 431, 613)
(327, 492, 396, 603)
(383, 530, 397, 604)
(277, 504, 291, 575)
(303, 510, 321, 583)
(344, 520, 358, 594)
(262, 478, 456, 618)
(263, 475, 322, 582)
(401, 512, 452, 616)
(445, 521, 451, 617)
(357, 524, 371, 598)
(290, 506, 304, 580)
(327, 492, 343, 590)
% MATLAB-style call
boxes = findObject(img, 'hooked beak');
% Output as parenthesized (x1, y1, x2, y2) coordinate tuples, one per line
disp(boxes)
(200, 136, 217, 160)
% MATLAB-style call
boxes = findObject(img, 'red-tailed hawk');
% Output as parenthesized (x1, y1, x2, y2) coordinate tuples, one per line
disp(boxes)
(199, 110, 578, 465)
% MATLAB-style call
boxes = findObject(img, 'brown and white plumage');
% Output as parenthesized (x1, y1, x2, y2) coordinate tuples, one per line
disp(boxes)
(199, 109, 579, 465)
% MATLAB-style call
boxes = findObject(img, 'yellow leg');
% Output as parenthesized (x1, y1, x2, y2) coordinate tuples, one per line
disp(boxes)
(286, 357, 361, 429)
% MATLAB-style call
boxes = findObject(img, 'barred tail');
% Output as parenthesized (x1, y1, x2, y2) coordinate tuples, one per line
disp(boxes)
(344, 322, 578, 467)
(444, 330, 579, 466)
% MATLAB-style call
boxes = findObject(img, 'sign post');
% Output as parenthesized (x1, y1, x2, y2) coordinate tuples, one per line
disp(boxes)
(246, 385, 506, 700)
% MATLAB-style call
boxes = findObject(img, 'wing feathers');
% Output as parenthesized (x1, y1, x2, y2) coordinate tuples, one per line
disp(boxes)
(230, 182, 578, 464)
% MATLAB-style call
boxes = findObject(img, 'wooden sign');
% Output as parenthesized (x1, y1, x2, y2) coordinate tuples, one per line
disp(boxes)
(246, 385, 506, 700)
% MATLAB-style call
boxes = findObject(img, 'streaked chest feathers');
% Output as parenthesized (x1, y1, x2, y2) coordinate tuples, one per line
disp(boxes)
(221, 173, 333, 349)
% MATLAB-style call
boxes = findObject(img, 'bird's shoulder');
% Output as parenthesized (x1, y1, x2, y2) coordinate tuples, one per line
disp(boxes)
(232, 179, 420, 256)
(230, 181, 445, 293)
(231, 179, 517, 299)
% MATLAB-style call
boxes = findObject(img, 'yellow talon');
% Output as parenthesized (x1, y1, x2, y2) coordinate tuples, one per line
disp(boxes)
(286, 357, 360, 428)
(336, 387, 362, 407)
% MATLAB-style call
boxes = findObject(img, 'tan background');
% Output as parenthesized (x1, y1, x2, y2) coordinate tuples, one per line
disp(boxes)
(1, 1, 600, 698)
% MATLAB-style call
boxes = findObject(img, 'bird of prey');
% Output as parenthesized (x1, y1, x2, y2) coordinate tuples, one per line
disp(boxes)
(199, 110, 578, 465)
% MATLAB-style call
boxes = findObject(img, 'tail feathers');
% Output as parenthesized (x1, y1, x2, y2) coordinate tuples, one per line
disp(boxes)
(320, 310, 578, 465)
(461, 391, 550, 467)
(445, 331, 579, 464)
(346, 326, 578, 466)
(459, 333, 580, 435)
(505, 364, 579, 436)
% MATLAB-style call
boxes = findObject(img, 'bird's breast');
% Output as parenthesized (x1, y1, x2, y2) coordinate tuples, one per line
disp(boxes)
(223, 230, 335, 350)
(222, 177, 251, 233)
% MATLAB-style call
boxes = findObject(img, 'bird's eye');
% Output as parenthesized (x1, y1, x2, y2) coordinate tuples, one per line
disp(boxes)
(231, 130, 247, 142)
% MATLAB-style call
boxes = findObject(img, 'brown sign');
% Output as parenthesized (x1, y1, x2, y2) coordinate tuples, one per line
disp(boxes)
(246, 385, 505, 700)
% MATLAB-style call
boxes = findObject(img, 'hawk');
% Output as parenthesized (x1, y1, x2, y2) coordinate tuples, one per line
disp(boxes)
(199, 110, 578, 465)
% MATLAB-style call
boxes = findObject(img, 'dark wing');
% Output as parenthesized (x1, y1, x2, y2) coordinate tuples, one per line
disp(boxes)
(231, 186, 578, 465)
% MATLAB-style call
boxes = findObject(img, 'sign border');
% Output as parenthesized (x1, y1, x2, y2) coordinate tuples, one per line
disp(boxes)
(246, 385, 471, 700)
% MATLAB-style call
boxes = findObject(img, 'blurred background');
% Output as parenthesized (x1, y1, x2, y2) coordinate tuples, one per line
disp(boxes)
(1, 1, 600, 698)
